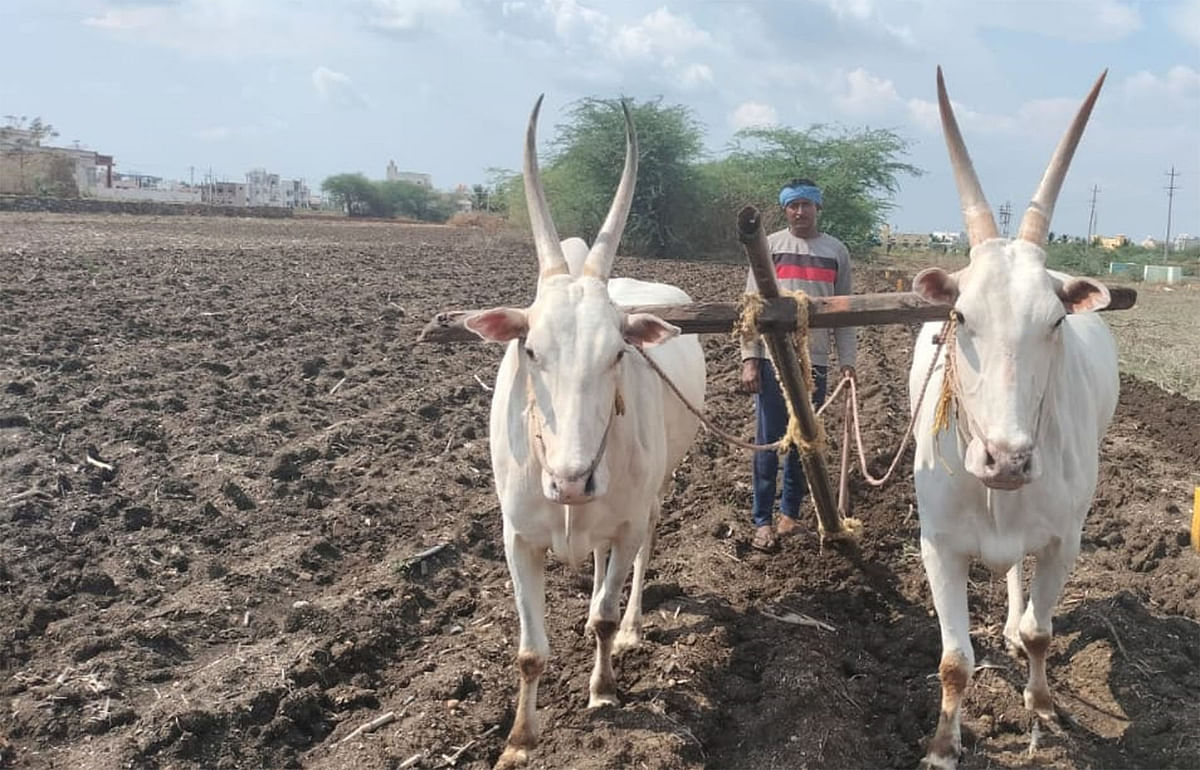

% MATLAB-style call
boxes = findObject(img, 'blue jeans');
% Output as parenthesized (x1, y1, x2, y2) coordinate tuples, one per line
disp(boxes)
(752, 360, 828, 527)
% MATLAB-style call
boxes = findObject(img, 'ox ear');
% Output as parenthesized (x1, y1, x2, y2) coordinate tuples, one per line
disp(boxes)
(913, 268, 959, 305)
(622, 313, 680, 349)
(1057, 277, 1111, 314)
(463, 307, 529, 342)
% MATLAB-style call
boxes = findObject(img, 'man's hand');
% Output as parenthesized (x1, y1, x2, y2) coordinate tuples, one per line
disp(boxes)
(740, 359, 761, 394)
(840, 365, 856, 381)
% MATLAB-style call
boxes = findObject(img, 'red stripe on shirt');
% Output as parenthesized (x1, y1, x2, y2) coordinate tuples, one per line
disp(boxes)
(777, 264, 837, 283)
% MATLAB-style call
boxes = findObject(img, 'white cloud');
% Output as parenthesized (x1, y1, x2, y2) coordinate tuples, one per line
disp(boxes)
(819, 0, 874, 21)
(834, 68, 900, 115)
(730, 101, 777, 131)
(1171, 0, 1200, 47)
(976, 0, 1139, 42)
(906, 97, 1017, 136)
(366, 0, 462, 36)
(312, 66, 368, 109)
(1123, 66, 1200, 102)
(612, 7, 710, 62)
(549, 0, 610, 46)
(82, 0, 347, 58)
(679, 62, 713, 89)
(83, 6, 170, 32)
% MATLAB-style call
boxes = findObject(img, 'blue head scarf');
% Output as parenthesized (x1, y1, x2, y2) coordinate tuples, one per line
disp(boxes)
(779, 183, 822, 208)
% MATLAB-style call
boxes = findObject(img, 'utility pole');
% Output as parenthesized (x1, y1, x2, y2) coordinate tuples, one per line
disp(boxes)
(998, 201, 1012, 237)
(1086, 184, 1100, 249)
(1163, 166, 1179, 260)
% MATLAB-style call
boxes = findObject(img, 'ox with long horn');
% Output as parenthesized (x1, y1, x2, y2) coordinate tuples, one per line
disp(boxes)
(908, 69, 1119, 770)
(463, 97, 707, 769)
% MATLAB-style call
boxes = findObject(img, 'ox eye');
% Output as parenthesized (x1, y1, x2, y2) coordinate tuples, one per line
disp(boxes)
(615, 349, 625, 365)
(952, 309, 965, 326)
(1053, 316, 1066, 330)
(524, 346, 537, 362)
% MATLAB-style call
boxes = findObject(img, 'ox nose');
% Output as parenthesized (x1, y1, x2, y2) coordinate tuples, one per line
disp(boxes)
(545, 472, 597, 505)
(980, 440, 1035, 488)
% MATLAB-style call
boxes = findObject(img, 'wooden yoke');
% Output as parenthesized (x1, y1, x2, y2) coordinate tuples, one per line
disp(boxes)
(737, 205, 847, 537)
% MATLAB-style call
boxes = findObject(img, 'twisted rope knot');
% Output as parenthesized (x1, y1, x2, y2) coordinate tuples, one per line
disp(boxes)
(734, 289, 824, 457)
(931, 310, 958, 437)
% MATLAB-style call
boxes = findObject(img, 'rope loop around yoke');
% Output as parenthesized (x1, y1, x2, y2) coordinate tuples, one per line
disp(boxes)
(732, 290, 822, 457)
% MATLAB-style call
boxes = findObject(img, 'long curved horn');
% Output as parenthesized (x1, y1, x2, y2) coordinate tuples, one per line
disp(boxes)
(525, 95, 568, 278)
(582, 101, 638, 279)
(1017, 70, 1107, 246)
(937, 66, 999, 248)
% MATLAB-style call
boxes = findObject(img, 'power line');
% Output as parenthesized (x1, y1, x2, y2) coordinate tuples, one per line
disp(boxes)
(1163, 166, 1179, 260)
(1086, 184, 1100, 248)
(998, 201, 1012, 237)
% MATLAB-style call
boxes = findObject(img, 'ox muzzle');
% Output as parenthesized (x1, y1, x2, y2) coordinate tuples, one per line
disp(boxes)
(965, 437, 1041, 490)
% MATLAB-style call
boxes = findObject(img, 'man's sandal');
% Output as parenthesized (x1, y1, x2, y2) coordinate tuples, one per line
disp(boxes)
(776, 516, 802, 538)
(751, 525, 777, 552)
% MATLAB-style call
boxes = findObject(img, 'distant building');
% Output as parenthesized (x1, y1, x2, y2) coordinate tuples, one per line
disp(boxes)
(454, 183, 473, 213)
(386, 160, 432, 188)
(96, 173, 202, 203)
(246, 168, 281, 206)
(202, 181, 248, 206)
(244, 168, 309, 208)
(1096, 234, 1129, 250)
(0, 142, 115, 197)
(930, 231, 965, 245)
(1174, 233, 1199, 251)
(1140, 236, 1160, 250)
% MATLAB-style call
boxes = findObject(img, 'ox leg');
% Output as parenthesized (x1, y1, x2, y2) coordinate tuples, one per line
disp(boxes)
(1004, 560, 1027, 657)
(588, 528, 640, 708)
(592, 546, 609, 605)
(920, 537, 974, 770)
(615, 501, 659, 655)
(497, 528, 549, 770)
(1020, 540, 1074, 722)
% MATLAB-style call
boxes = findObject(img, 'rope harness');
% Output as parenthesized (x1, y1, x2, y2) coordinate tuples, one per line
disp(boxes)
(524, 360, 625, 486)
(640, 297, 955, 491)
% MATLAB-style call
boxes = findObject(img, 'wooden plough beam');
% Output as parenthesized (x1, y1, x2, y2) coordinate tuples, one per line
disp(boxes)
(418, 279, 1137, 344)
(417, 206, 1137, 540)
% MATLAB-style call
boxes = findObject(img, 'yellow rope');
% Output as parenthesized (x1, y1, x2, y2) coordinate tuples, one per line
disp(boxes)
(931, 311, 957, 436)
(734, 290, 824, 457)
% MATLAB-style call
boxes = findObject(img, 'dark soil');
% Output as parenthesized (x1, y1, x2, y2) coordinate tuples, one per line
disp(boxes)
(1, 214, 1197, 770)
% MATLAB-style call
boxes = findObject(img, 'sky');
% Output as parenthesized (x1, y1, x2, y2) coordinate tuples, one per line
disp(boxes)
(2, 0, 1198, 241)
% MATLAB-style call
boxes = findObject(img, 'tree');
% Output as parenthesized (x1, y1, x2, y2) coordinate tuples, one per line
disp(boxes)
(378, 179, 455, 221)
(517, 97, 705, 258)
(321, 173, 377, 217)
(713, 124, 922, 254)
(321, 174, 456, 221)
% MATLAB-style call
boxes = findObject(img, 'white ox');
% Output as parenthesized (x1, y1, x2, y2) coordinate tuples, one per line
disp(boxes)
(910, 69, 1118, 769)
(464, 98, 705, 769)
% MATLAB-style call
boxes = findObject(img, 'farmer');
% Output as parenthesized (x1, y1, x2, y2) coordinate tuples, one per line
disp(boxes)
(739, 178, 857, 552)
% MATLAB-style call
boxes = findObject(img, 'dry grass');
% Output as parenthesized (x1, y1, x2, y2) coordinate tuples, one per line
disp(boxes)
(1107, 280, 1200, 400)
(446, 211, 510, 231)
(871, 249, 1200, 401)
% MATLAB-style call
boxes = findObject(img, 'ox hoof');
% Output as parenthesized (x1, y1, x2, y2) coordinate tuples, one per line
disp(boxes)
(587, 691, 620, 709)
(1004, 630, 1026, 659)
(494, 745, 528, 770)
(918, 752, 959, 770)
(612, 627, 641, 656)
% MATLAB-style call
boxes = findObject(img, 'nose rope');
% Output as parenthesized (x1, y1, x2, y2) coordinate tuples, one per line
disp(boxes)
(934, 310, 1055, 475)
(523, 353, 624, 491)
